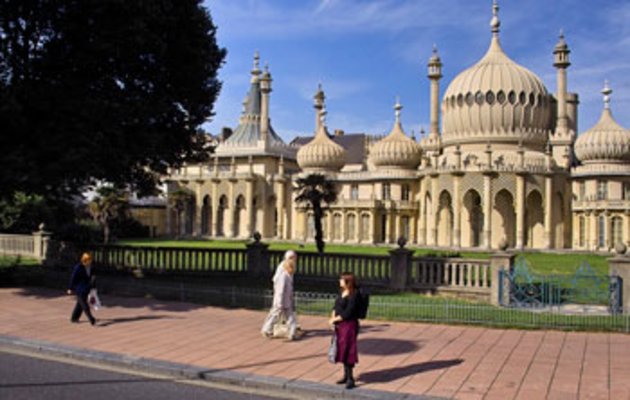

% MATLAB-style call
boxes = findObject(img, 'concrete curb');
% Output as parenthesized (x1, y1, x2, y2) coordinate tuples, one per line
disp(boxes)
(0, 335, 440, 400)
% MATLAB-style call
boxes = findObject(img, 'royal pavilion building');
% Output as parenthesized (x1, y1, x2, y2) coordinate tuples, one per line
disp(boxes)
(163, 2, 629, 252)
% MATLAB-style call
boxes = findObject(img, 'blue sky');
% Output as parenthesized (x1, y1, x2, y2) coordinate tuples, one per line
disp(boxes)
(203, 0, 630, 142)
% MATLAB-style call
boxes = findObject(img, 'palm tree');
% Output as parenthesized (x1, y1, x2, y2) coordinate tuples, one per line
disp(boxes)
(294, 174, 338, 253)
(168, 188, 193, 238)
(88, 186, 129, 244)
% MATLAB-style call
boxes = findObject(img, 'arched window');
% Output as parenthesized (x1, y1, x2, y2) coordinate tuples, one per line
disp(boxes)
(333, 214, 342, 240)
(361, 214, 370, 241)
(347, 214, 356, 241)
(612, 217, 623, 248)
(598, 215, 606, 248)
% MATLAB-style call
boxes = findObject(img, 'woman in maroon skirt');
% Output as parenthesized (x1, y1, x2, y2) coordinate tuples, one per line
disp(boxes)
(328, 271, 360, 389)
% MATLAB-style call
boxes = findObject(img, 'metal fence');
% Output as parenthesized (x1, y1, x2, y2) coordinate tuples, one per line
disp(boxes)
(90, 278, 630, 333)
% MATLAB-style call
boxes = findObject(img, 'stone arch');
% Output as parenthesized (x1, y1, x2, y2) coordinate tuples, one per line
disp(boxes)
(525, 190, 544, 248)
(437, 190, 453, 247)
(492, 189, 515, 248)
(462, 189, 483, 248)
(201, 195, 211, 236)
(184, 196, 195, 235)
(216, 195, 228, 237)
(234, 195, 246, 238)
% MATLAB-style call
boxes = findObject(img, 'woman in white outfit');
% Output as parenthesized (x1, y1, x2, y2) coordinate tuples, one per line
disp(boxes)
(261, 250, 298, 339)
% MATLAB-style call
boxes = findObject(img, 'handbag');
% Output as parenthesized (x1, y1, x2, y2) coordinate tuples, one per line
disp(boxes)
(327, 333, 337, 364)
(88, 288, 102, 311)
(272, 312, 290, 338)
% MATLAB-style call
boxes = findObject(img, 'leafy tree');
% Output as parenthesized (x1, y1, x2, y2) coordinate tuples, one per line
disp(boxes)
(0, 0, 226, 202)
(88, 186, 129, 244)
(0, 192, 52, 233)
(294, 174, 338, 253)
(167, 187, 193, 238)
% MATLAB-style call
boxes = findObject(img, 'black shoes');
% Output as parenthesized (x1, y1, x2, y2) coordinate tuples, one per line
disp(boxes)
(338, 365, 356, 389)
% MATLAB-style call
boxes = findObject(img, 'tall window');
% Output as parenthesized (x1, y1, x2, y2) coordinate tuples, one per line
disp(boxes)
(347, 214, 356, 241)
(350, 184, 359, 200)
(579, 182, 585, 201)
(597, 181, 608, 200)
(401, 184, 410, 201)
(578, 216, 585, 247)
(382, 183, 391, 200)
(401, 216, 410, 240)
(612, 217, 623, 247)
(333, 214, 342, 240)
(307, 213, 315, 239)
(361, 214, 370, 241)
(623, 182, 630, 200)
(598, 215, 606, 248)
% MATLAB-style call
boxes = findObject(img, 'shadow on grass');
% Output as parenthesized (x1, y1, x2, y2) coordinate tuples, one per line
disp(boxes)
(358, 359, 464, 383)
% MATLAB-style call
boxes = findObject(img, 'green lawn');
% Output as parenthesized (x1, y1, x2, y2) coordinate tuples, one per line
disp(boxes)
(0, 255, 40, 268)
(115, 238, 609, 275)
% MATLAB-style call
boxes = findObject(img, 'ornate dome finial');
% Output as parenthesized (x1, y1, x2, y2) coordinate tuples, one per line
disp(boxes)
(602, 80, 612, 109)
(490, 0, 500, 36)
(394, 97, 402, 124)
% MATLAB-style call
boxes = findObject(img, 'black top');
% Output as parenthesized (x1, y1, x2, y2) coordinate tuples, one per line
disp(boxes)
(334, 292, 359, 321)
(68, 263, 95, 296)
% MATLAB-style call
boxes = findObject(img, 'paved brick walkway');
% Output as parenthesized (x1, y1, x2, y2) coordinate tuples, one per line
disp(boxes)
(1, 287, 629, 399)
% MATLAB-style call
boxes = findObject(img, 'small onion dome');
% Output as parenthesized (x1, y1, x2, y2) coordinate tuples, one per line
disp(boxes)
(574, 84, 630, 164)
(297, 118, 346, 172)
(369, 101, 422, 170)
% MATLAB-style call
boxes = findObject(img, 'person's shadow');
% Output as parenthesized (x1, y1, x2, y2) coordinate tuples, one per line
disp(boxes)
(359, 359, 464, 383)
(96, 315, 178, 327)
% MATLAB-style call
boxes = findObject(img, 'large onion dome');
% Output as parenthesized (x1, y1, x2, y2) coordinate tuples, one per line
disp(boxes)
(441, 1, 553, 150)
(369, 101, 421, 170)
(297, 113, 346, 172)
(574, 84, 630, 164)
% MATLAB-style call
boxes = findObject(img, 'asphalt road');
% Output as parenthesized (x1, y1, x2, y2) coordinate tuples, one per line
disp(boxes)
(0, 351, 289, 400)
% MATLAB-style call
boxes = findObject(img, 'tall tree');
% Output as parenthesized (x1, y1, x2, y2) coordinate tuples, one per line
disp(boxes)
(0, 0, 225, 202)
(294, 174, 338, 253)
(88, 186, 129, 244)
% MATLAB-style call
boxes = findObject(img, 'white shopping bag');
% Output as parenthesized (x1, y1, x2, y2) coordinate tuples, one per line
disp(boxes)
(88, 288, 102, 311)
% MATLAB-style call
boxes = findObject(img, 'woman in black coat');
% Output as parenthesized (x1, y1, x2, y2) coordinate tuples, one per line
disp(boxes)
(67, 252, 97, 326)
(328, 271, 360, 389)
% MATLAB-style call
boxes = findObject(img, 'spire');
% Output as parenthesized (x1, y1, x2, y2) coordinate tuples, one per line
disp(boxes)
(490, 0, 500, 37)
(394, 97, 402, 125)
(602, 80, 612, 109)
(250, 51, 261, 82)
(428, 44, 442, 79)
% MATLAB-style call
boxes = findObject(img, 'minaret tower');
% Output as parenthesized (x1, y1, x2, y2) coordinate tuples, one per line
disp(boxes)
(313, 83, 325, 132)
(423, 45, 443, 158)
(551, 30, 573, 168)
(259, 63, 272, 145)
